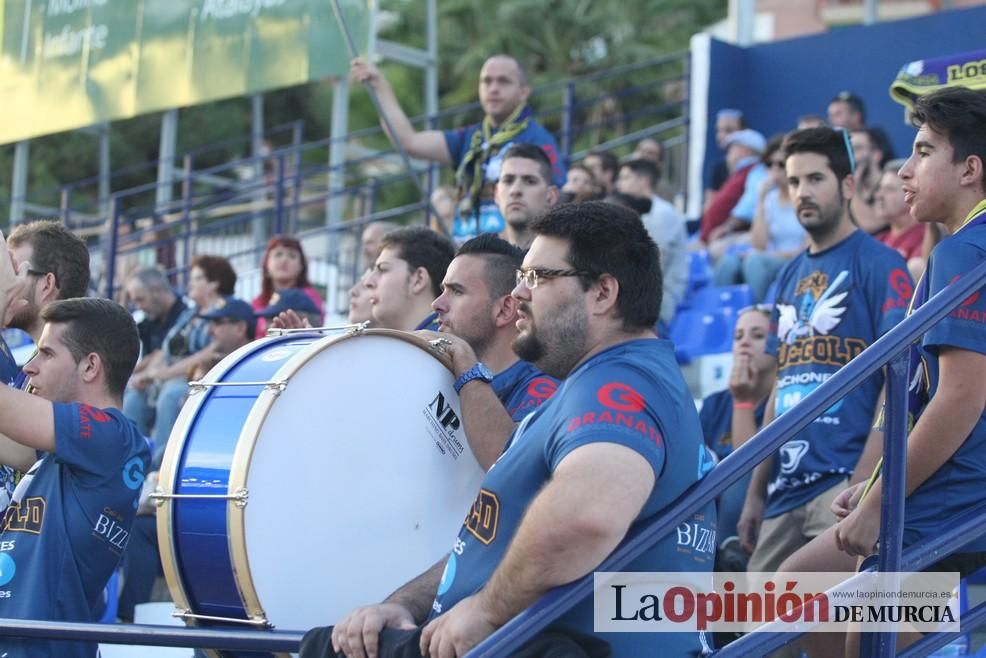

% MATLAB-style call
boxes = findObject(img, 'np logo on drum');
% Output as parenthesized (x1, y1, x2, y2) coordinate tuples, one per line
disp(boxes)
(424, 391, 466, 459)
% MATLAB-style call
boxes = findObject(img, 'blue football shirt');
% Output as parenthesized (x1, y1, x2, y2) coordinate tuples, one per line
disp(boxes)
(0, 403, 149, 658)
(431, 339, 716, 657)
(765, 231, 911, 518)
(443, 108, 566, 242)
(491, 360, 558, 421)
(905, 224, 986, 552)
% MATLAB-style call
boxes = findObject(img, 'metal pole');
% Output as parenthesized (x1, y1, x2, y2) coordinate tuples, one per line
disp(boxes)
(156, 110, 178, 210)
(425, 0, 439, 196)
(735, 0, 756, 47)
(98, 122, 111, 219)
(10, 141, 30, 226)
(560, 82, 576, 167)
(104, 197, 119, 299)
(327, 76, 350, 258)
(251, 93, 267, 247)
(863, 0, 879, 25)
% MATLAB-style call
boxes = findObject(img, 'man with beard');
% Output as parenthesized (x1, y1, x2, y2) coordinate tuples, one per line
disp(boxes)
(429, 234, 557, 469)
(314, 202, 716, 658)
(0, 220, 91, 510)
(494, 143, 559, 249)
(736, 127, 912, 575)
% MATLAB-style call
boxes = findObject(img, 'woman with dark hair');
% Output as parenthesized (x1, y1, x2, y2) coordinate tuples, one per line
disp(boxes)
(251, 235, 324, 334)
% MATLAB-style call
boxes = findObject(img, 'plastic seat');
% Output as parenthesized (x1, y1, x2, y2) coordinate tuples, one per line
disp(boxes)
(686, 284, 754, 315)
(669, 307, 736, 364)
(687, 250, 711, 294)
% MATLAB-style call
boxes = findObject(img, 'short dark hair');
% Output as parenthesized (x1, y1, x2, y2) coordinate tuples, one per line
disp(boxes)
(41, 298, 139, 399)
(501, 143, 553, 184)
(853, 126, 896, 166)
(190, 255, 237, 296)
(7, 220, 90, 299)
(486, 54, 528, 86)
(455, 233, 524, 299)
(620, 158, 662, 189)
(761, 134, 786, 165)
(604, 192, 652, 217)
(912, 87, 986, 192)
(783, 127, 854, 183)
(530, 201, 662, 329)
(830, 91, 866, 124)
(585, 150, 619, 178)
(381, 227, 455, 298)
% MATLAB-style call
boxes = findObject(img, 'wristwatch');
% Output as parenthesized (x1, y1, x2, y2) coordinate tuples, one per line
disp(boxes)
(454, 362, 494, 394)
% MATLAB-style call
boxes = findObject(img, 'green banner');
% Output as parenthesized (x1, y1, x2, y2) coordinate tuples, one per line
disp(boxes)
(0, 0, 369, 144)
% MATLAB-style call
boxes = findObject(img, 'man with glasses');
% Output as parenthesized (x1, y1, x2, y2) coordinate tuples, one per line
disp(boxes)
(0, 220, 91, 511)
(317, 201, 715, 658)
(737, 127, 912, 576)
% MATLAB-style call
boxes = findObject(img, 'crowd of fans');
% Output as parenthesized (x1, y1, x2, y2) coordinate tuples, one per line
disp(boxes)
(0, 44, 983, 658)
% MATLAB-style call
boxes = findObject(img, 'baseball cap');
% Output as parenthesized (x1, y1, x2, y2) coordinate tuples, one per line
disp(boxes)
(257, 288, 319, 318)
(724, 129, 767, 154)
(198, 296, 255, 324)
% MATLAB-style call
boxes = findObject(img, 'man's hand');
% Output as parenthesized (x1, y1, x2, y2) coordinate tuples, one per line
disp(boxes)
(831, 482, 866, 519)
(0, 235, 31, 327)
(420, 595, 497, 658)
(708, 222, 733, 243)
(331, 602, 417, 658)
(415, 330, 479, 379)
(835, 499, 880, 558)
(350, 57, 386, 92)
(269, 309, 311, 331)
(729, 353, 759, 404)
(737, 492, 765, 553)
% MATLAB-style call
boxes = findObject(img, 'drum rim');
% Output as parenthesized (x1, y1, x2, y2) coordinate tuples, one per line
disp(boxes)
(156, 333, 304, 629)
(226, 328, 455, 627)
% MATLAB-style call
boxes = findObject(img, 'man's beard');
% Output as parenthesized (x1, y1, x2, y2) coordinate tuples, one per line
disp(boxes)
(512, 300, 589, 379)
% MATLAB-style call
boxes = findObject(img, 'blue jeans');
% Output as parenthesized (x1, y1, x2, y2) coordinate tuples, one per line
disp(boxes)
(152, 378, 189, 460)
(123, 387, 155, 438)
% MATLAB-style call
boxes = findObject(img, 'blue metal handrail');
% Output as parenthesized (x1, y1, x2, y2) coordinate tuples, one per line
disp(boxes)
(466, 258, 986, 657)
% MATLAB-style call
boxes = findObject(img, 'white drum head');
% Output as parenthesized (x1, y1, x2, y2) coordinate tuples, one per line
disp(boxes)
(233, 332, 483, 630)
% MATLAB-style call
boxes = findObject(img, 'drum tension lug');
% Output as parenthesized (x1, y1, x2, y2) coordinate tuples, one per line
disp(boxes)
(348, 321, 370, 336)
(265, 381, 287, 395)
(232, 487, 249, 508)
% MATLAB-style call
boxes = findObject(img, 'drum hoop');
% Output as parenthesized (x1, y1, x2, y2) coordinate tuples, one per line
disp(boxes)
(225, 328, 455, 627)
(156, 335, 304, 633)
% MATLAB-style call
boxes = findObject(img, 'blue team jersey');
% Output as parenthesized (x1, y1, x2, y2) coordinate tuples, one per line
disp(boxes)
(905, 225, 986, 552)
(491, 360, 558, 421)
(765, 231, 911, 518)
(0, 403, 149, 658)
(699, 389, 766, 462)
(443, 109, 566, 242)
(416, 312, 441, 331)
(431, 339, 715, 657)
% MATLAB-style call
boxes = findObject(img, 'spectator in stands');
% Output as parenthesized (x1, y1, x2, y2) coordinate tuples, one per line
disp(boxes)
(123, 268, 186, 437)
(632, 137, 662, 164)
(616, 159, 688, 327)
(849, 127, 894, 236)
(428, 187, 457, 235)
(257, 288, 322, 327)
(363, 227, 454, 331)
(350, 55, 565, 243)
(495, 143, 559, 249)
(560, 163, 599, 203)
(797, 114, 827, 130)
(0, 220, 91, 513)
(737, 127, 911, 576)
(705, 108, 745, 203)
(251, 235, 324, 336)
(700, 304, 775, 539)
(347, 272, 374, 325)
(361, 221, 400, 270)
(827, 90, 865, 129)
(130, 256, 236, 459)
(701, 128, 769, 258)
(582, 150, 619, 195)
(875, 159, 925, 261)
(713, 135, 807, 302)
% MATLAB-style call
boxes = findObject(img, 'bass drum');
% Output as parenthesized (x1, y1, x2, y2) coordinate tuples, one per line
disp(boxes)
(156, 328, 484, 656)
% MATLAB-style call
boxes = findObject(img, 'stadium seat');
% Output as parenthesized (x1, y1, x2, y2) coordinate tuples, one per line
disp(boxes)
(669, 307, 736, 364)
(687, 250, 711, 295)
(684, 284, 754, 314)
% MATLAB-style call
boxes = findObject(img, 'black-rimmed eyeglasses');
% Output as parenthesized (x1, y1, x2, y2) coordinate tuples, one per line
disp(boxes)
(515, 267, 593, 290)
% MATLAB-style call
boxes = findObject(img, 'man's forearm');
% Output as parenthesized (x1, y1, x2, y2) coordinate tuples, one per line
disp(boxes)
(459, 382, 516, 471)
(384, 555, 447, 624)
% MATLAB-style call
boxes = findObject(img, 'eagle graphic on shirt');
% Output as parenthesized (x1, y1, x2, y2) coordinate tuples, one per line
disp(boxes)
(778, 270, 849, 344)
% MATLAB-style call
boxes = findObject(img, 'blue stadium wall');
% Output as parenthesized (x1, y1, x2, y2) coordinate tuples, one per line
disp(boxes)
(689, 4, 986, 217)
